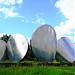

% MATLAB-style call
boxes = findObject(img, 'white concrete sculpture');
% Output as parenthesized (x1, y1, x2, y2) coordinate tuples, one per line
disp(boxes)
(56, 37, 75, 63)
(7, 34, 28, 62)
(31, 24, 57, 62)
(0, 40, 6, 62)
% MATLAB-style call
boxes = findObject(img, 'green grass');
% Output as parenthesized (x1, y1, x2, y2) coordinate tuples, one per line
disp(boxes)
(2, 59, 60, 64)
(0, 66, 75, 75)
(0, 60, 75, 75)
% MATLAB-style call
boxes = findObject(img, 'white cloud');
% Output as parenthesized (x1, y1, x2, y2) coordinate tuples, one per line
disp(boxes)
(55, 0, 74, 19)
(36, 18, 46, 25)
(16, 0, 23, 5)
(0, 0, 23, 6)
(25, 20, 29, 23)
(54, 0, 75, 43)
(31, 21, 36, 24)
(0, 7, 19, 18)
(0, 0, 23, 18)
(31, 15, 46, 25)
(0, 0, 15, 5)
(31, 18, 46, 25)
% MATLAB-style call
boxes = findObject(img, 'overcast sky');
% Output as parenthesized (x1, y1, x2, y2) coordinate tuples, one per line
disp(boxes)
(0, 0, 74, 43)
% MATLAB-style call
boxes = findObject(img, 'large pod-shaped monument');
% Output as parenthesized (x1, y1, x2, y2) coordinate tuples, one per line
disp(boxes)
(0, 40, 6, 62)
(73, 43, 75, 52)
(7, 34, 28, 62)
(31, 24, 57, 62)
(56, 37, 75, 63)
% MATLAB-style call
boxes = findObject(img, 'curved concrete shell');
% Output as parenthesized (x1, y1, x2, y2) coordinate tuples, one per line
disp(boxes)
(7, 34, 28, 62)
(0, 40, 6, 62)
(31, 24, 57, 62)
(56, 37, 75, 63)
(73, 43, 75, 52)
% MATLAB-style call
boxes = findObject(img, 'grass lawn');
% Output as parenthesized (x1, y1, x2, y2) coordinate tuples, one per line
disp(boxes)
(0, 66, 75, 75)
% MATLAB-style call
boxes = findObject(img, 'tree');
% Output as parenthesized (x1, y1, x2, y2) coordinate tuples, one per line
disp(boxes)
(1, 34, 11, 43)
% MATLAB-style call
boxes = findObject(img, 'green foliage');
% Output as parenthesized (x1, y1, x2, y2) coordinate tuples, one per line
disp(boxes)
(0, 66, 74, 75)
(24, 44, 38, 61)
(1, 34, 11, 43)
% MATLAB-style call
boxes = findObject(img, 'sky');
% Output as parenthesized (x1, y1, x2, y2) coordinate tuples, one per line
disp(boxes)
(0, 0, 74, 43)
